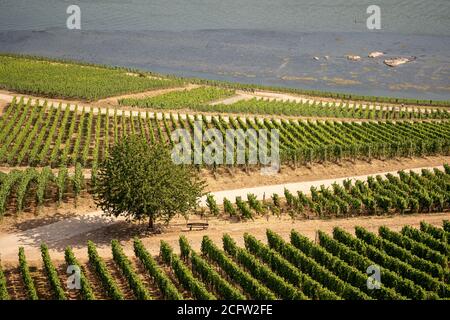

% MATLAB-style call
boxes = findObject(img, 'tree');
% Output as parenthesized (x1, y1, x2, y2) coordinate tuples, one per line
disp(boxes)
(94, 135, 205, 229)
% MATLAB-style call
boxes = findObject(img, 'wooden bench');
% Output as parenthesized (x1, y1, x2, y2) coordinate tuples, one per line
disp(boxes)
(187, 222, 209, 231)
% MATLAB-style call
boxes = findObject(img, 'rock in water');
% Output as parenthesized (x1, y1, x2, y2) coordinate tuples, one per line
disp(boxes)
(383, 56, 416, 67)
(347, 55, 361, 61)
(368, 51, 384, 58)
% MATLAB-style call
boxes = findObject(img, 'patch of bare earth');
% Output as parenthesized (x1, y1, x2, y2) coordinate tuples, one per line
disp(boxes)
(0, 99, 8, 115)
(155, 255, 191, 299)
(81, 261, 110, 300)
(130, 257, 164, 299)
(56, 261, 81, 300)
(0, 195, 96, 233)
(29, 263, 54, 300)
(3, 264, 27, 300)
(104, 259, 135, 299)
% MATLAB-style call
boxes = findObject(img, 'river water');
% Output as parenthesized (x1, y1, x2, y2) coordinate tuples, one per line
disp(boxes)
(0, 0, 449, 100)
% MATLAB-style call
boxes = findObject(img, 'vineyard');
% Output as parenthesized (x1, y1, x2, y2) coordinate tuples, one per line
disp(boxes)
(1, 163, 449, 224)
(206, 165, 450, 220)
(121, 91, 450, 120)
(0, 165, 86, 217)
(1, 98, 450, 171)
(119, 87, 235, 109)
(0, 56, 184, 100)
(212, 98, 450, 120)
(0, 220, 448, 300)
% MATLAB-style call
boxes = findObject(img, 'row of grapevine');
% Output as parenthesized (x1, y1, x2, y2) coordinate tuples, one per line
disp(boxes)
(317, 230, 436, 299)
(289, 230, 403, 300)
(212, 98, 450, 120)
(401, 226, 449, 257)
(222, 234, 308, 300)
(201, 166, 450, 221)
(420, 221, 449, 244)
(243, 233, 340, 300)
(111, 240, 151, 300)
(18, 248, 38, 300)
(0, 259, 8, 300)
(87, 241, 124, 300)
(354, 227, 448, 280)
(2, 98, 449, 168)
(160, 241, 215, 300)
(333, 227, 449, 298)
(177, 236, 244, 300)
(379, 226, 447, 267)
(64, 246, 95, 300)
(201, 236, 276, 300)
(40, 244, 66, 300)
(266, 230, 371, 300)
(133, 238, 183, 300)
(0, 166, 87, 215)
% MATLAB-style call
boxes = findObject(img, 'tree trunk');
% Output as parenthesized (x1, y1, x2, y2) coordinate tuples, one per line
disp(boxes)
(148, 216, 154, 229)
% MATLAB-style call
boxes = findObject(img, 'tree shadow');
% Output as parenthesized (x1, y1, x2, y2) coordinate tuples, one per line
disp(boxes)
(13, 214, 183, 252)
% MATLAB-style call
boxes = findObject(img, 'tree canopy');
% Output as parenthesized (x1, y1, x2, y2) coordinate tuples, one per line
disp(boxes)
(94, 135, 205, 229)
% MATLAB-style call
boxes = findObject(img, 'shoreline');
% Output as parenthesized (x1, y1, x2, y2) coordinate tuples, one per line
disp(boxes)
(1, 53, 449, 108)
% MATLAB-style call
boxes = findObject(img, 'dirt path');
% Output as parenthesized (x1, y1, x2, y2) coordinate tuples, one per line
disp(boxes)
(0, 212, 123, 261)
(10, 211, 446, 265)
(210, 90, 447, 112)
(200, 164, 445, 205)
(209, 92, 254, 105)
(205, 156, 450, 192)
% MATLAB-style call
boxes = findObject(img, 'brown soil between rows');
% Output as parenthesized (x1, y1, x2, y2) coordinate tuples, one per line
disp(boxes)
(130, 257, 164, 299)
(3, 265, 27, 300)
(29, 263, 54, 300)
(155, 255, 191, 300)
(81, 261, 110, 300)
(104, 259, 135, 300)
(0, 100, 7, 115)
(56, 262, 81, 300)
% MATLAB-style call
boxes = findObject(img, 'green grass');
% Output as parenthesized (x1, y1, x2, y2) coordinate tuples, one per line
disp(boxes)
(0, 56, 184, 101)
